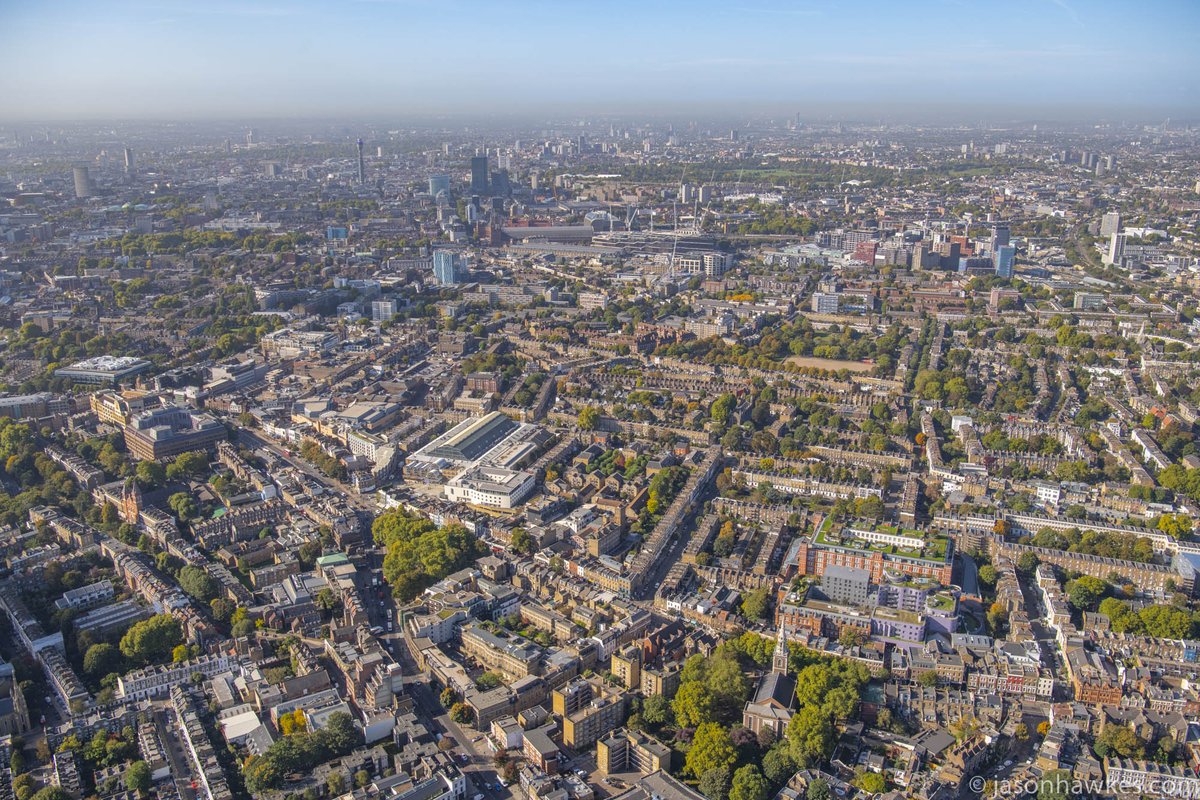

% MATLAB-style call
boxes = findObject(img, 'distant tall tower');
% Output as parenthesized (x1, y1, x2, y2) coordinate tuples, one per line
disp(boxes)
(72, 165, 92, 199)
(356, 138, 366, 185)
(990, 222, 1010, 251)
(123, 147, 134, 175)
(470, 154, 490, 194)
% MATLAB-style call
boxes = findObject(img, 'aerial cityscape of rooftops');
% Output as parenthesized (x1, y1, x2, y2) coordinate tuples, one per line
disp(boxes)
(1, 2, 1200, 800)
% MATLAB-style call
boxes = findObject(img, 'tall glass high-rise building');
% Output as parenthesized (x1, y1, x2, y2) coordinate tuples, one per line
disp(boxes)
(470, 155, 489, 193)
(994, 245, 1015, 279)
(433, 251, 462, 285)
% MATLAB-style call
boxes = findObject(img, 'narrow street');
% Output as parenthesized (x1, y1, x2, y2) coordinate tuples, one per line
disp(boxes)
(154, 707, 197, 800)
(393, 633, 526, 800)
(1017, 574, 1069, 699)
(235, 428, 378, 513)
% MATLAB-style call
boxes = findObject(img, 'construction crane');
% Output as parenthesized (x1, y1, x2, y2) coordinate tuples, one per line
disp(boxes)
(669, 199, 680, 279)
(696, 168, 717, 233)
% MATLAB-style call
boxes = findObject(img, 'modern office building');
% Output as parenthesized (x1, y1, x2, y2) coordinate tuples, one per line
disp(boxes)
(432, 250, 463, 285)
(428, 174, 451, 197)
(470, 155, 489, 193)
(371, 299, 398, 323)
(90, 390, 153, 425)
(124, 406, 226, 461)
(820, 565, 871, 606)
(990, 222, 1010, 250)
(490, 170, 510, 196)
(994, 245, 1015, 279)
(811, 292, 840, 314)
(55, 356, 153, 385)
(356, 138, 365, 185)
(444, 464, 537, 509)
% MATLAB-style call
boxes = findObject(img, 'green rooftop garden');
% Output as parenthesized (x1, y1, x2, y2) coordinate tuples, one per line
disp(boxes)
(927, 593, 956, 612)
(814, 517, 950, 562)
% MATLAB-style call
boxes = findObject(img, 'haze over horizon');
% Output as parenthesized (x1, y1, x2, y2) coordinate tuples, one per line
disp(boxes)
(1, 0, 1198, 123)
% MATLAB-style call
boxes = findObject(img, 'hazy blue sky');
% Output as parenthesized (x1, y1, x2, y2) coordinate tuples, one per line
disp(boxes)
(1, 0, 1197, 120)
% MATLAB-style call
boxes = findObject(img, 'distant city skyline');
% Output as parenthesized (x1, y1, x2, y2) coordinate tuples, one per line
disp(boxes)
(0, 0, 1197, 121)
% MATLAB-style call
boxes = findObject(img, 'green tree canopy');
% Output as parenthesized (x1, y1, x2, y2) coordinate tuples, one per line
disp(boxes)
(672, 681, 716, 728)
(686, 722, 737, 779)
(787, 706, 834, 764)
(794, 664, 832, 708)
(853, 772, 886, 794)
(177, 565, 216, 602)
(807, 778, 831, 800)
(1064, 575, 1108, 611)
(134, 461, 165, 487)
(124, 760, 151, 795)
(167, 492, 197, 520)
(698, 767, 731, 800)
(118, 614, 183, 665)
(83, 643, 123, 677)
(578, 406, 600, 430)
(29, 789, 73, 800)
(729, 765, 770, 800)
(1094, 724, 1146, 759)
(642, 693, 673, 727)
(762, 743, 797, 786)
(740, 587, 771, 620)
(1037, 769, 1077, 800)
(375, 510, 485, 602)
